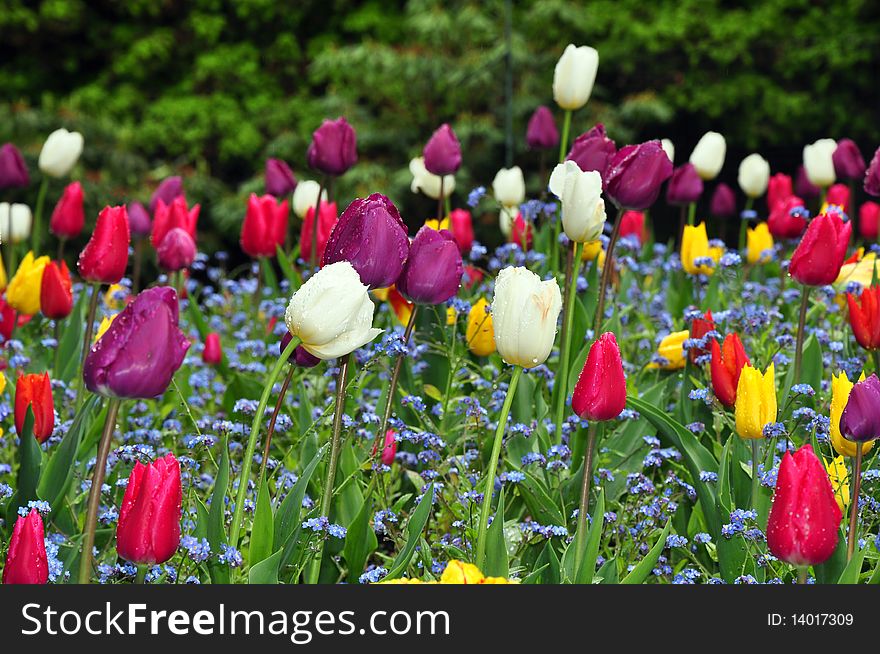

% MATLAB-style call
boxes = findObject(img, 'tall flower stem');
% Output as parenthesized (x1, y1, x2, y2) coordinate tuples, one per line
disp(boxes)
(797, 567, 808, 584)
(847, 446, 863, 561)
(575, 421, 601, 570)
(558, 110, 572, 164)
(310, 178, 326, 271)
(132, 238, 144, 294)
(551, 110, 573, 273)
(229, 335, 300, 549)
(593, 205, 624, 337)
(32, 177, 49, 255)
(687, 201, 696, 226)
(872, 350, 880, 375)
(259, 363, 296, 482)
(554, 240, 582, 441)
(792, 285, 811, 384)
(475, 366, 522, 568)
(307, 352, 351, 584)
(751, 439, 761, 512)
(74, 282, 102, 410)
(78, 397, 121, 584)
(437, 178, 445, 224)
(738, 197, 754, 253)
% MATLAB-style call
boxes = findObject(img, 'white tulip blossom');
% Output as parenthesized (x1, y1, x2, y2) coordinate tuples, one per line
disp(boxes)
(548, 161, 606, 243)
(803, 139, 837, 188)
(737, 153, 771, 198)
(689, 131, 726, 180)
(409, 157, 455, 200)
(38, 128, 84, 178)
(552, 44, 599, 111)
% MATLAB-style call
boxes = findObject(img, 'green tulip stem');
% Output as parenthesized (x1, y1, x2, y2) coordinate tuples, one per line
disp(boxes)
(594, 205, 624, 337)
(32, 177, 49, 255)
(259, 362, 297, 482)
(750, 439, 761, 513)
(738, 196, 754, 253)
(847, 446, 863, 562)
(558, 110, 572, 164)
(135, 564, 148, 584)
(78, 397, 121, 584)
(687, 201, 696, 226)
(872, 350, 880, 376)
(229, 334, 300, 549)
(437, 178, 445, 224)
(575, 421, 601, 571)
(74, 282, 102, 411)
(554, 240, 582, 442)
(310, 178, 326, 271)
(792, 285, 811, 384)
(475, 365, 522, 569)
(797, 567, 808, 584)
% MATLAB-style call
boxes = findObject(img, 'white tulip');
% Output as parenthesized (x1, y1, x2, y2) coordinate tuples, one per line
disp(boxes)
(285, 261, 382, 359)
(492, 166, 525, 208)
(803, 138, 837, 188)
(737, 153, 770, 198)
(292, 180, 328, 219)
(0, 202, 33, 244)
(491, 266, 562, 368)
(499, 206, 515, 238)
(38, 128, 84, 178)
(409, 157, 455, 200)
(552, 44, 599, 111)
(689, 131, 726, 180)
(548, 161, 606, 243)
(661, 139, 675, 163)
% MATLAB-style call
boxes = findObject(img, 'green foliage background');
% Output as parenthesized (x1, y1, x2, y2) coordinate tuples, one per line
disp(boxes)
(2, 0, 879, 251)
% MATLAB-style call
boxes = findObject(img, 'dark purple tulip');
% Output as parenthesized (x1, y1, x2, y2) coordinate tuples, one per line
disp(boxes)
(526, 106, 559, 150)
(149, 176, 184, 213)
(280, 332, 321, 368)
(566, 124, 617, 179)
(665, 163, 704, 206)
(265, 158, 297, 197)
(795, 165, 821, 200)
(127, 201, 152, 237)
(397, 227, 463, 305)
(604, 140, 674, 210)
(423, 124, 462, 176)
(84, 287, 190, 399)
(710, 183, 737, 217)
(0, 143, 29, 189)
(322, 193, 410, 289)
(840, 374, 880, 443)
(157, 227, 197, 272)
(832, 139, 866, 181)
(307, 117, 357, 177)
(865, 146, 880, 197)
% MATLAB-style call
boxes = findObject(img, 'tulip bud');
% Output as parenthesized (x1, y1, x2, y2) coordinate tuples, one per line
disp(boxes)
(0, 202, 33, 244)
(526, 106, 559, 150)
(202, 332, 223, 365)
(688, 132, 726, 180)
(767, 445, 842, 567)
(77, 205, 130, 285)
(157, 227, 197, 272)
(680, 222, 721, 275)
(292, 180, 328, 219)
(151, 196, 199, 250)
(84, 287, 190, 398)
(240, 193, 289, 259)
(832, 138, 866, 181)
(510, 213, 534, 251)
(492, 166, 525, 208)
(866, 146, 880, 197)
(410, 157, 455, 200)
(322, 194, 410, 289)
(372, 429, 397, 467)
(618, 210, 647, 245)
(795, 165, 821, 199)
(38, 128, 83, 178)
(825, 183, 851, 215)
(49, 181, 85, 239)
(549, 161, 606, 243)
(7, 252, 49, 316)
(859, 201, 880, 241)
(710, 183, 736, 218)
(830, 371, 873, 457)
(566, 124, 617, 179)
(40, 260, 73, 320)
(688, 310, 715, 364)
(734, 363, 776, 439)
(847, 286, 880, 350)
(840, 373, 880, 443)
(665, 163, 703, 206)
(572, 332, 626, 421)
(397, 226, 463, 305)
(710, 333, 750, 407)
(605, 141, 673, 210)
(466, 298, 495, 357)
(265, 158, 297, 197)
(149, 176, 184, 213)
(2, 509, 48, 584)
(307, 117, 357, 177)
(423, 124, 462, 176)
(491, 266, 561, 368)
(767, 195, 807, 240)
(660, 139, 674, 163)
(803, 138, 837, 188)
(647, 330, 688, 370)
(15, 372, 54, 442)
(116, 453, 182, 565)
(552, 44, 599, 111)
(448, 209, 474, 253)
(0, 143, 29, 189)
(299, 201, 337, 264)
(767, 173, 793, 211)
(737, 153, 770, 198)
(789, 211, 851, 286)
(127, 201, 152, 237)
(746, 222, 774, 264)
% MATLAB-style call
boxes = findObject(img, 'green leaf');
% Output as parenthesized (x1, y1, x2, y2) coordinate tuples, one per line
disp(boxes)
(575, 488, 605, 584)
(275, 244, 301, 289)
(517, 471, 566, 527)
(343, 498, 378, 581)
(260, 257, 279, 292)
(55, 294, 86, 383)
(620, 519, 672, 584)
(249, 473, 274, 567)
(837, 546, 867, 584)
(249, 549, 283, 584)
(208, 435, 229, 550)
(276, 446, 326, 565)
(384, 484, 433, 580)
(7, 410, 41, 525)
(484, 489, 508, 578)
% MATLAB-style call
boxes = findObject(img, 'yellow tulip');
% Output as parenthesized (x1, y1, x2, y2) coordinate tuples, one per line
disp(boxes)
(836, 252, 878, 290)
(446, 306, 457, 325)
(94, 313, 117, 343)
(104, 283, 127, 310)
(829, 371, 873, 457)
(734, 363, 777, 439)
(0, 373, 6, 395)
(466, 298, 495, 357)
(746, 222, 774, 264)
(440, 560, 485, 584)
(581, 240, 606, 268)
(6, 251, 49, 316)
(424, 217, 450, 232)
(0, 251, 7, 292)
(646, 330, 689, 370)
(681, 222, 720, 275)
(825, 455, 849, 512)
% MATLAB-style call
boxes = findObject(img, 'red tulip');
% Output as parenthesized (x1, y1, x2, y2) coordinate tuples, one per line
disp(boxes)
(767, 195, 807, 239)
(299, 200, 337, 263)
(0, 298, 31, 343)
(847, 286, 880, 350)
(203, 332, 223, 365)
(710, 333, 750, 407)
(688, 309, 715, 363)
(826, 183, 851, 215)
(49, 181, 85, 239)
(372, 429, 397, 467)
(40, 260, 73, 320)
(510, 213, 533, 251)
(15, 372, 54, 443)
(859, 201, 880, 241)
(619, 210, 647, 245)
(241, 193, 289, 259)
(116, 453, 182, 565)
(157, 227, 197, 272)
(766, 444, 842, 567)
(78, 205, 131, 284)
(462, 265, 484, 291)
(789, 211, 851, 286)
(2, 509, 48, 584)
(572, 332, 626, 421)
(766, 173, 793, 212)
(449, 208, 475, 253)
(151, 196, 199, 250)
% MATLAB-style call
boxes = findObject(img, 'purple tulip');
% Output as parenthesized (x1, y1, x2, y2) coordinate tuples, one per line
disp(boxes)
(665, 163, 704, 206)
(795, 165, 821, 200)
(832, 139, 866, 181)
(84, 287, 190, 399)
(397, 227, 463, 305)
(840, 374, 880, 443)
(604, 140, 674, 210)
(127, 201, 152, 237)
(157, 227, 197, 272)
(149, 176, 184, 213)
(307, 117, 357, 177)
(265, 158, 298, 197)
(710, 183, 737, 218)
(322, 193, 410, 289)
(865, 146, 880, 197)
(280, 332, 321, 368)
(423, 124, 462, 176)
(526, 106, 559, 150)
(566, 124, 617, 179)
(0, 143, 29, 189)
